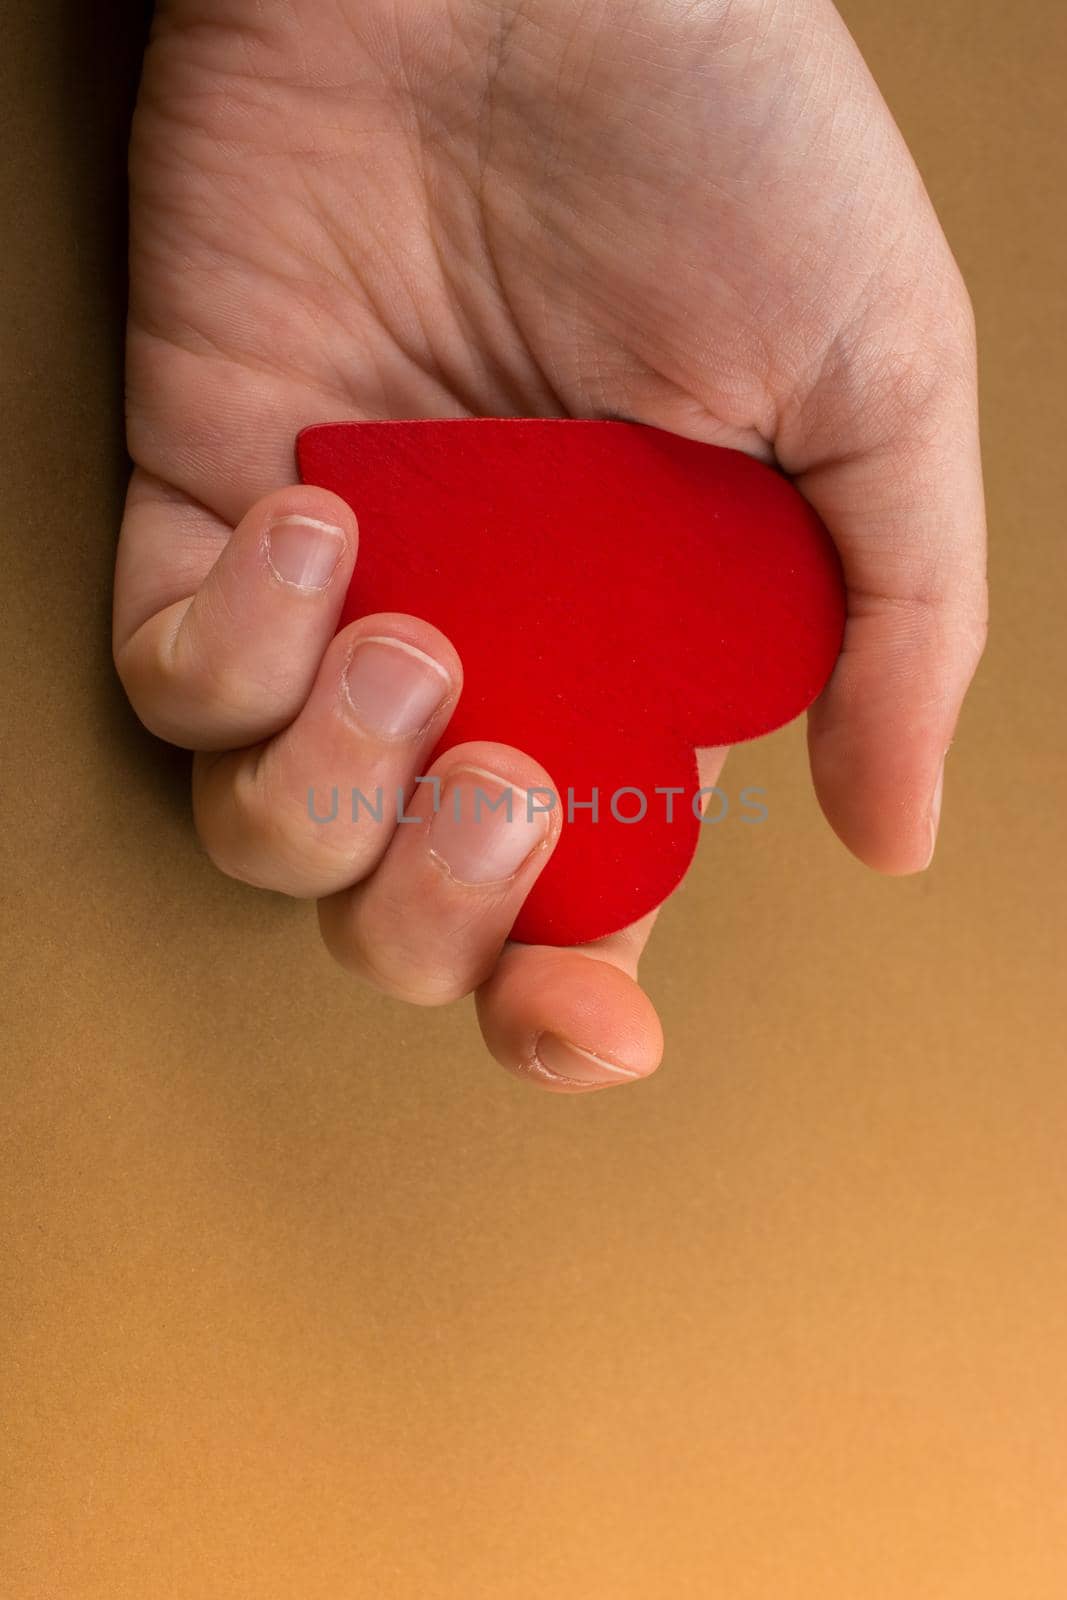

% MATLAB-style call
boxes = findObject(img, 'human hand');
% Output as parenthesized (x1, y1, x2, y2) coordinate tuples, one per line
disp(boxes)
(114, 0, 986, 1090)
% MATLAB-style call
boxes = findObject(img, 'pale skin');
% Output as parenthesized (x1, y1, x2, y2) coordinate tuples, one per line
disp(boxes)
(114, 0, 987, 1092)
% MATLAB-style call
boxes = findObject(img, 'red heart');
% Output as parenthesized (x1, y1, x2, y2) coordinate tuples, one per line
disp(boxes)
(297, 419, 845, 946)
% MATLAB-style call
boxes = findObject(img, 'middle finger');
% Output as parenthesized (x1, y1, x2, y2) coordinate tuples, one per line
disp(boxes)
(192, 612, 461, 896)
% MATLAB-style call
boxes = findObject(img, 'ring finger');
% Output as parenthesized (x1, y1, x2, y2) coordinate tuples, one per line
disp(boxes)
(318, 741, 562, 1006)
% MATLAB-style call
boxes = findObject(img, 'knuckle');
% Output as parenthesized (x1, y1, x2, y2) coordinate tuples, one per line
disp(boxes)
(289, 777, 393, 887)
(198, 750, 401, 896)
(113, 632, 175, 740)
(192, 755, 296, 889)
(114, 623, 241, 744)
(116, 610, 297, 747)
(191, 769, 264, 886)
(184, 649, 272, 727)
(357, 946, 474, 1008)
(320, 897, 479, 1007)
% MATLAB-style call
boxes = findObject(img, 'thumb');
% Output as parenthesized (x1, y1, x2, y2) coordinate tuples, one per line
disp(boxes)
(784, 283, 988, 874)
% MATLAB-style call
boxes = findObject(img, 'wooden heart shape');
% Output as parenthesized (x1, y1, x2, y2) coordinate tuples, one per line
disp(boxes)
(297, 418, 846, 945)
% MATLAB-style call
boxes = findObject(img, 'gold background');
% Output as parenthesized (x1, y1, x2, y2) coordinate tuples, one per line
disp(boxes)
(2, 1, 1065, 1594)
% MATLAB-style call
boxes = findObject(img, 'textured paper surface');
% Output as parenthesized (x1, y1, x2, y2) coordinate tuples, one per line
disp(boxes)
(2, 1, 1066, 1596)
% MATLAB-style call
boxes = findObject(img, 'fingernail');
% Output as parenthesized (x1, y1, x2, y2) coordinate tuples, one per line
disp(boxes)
(266, 515, 346, 590)
(428, 767, 549, 885)
(527, 1033, 643, 1090)
(926, 757, 946, 866)
(343, 637, 451, 740)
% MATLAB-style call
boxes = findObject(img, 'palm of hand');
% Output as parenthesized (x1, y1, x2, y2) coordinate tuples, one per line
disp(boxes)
(129, 0, 942, 499)
(117, 0, 985, 1088)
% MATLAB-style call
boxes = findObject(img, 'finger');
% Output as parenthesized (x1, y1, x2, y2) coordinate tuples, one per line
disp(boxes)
(113, 470, 358, 749)
(191, 614, 461, 897)
(474, 745, 729, 1093)
(318, 742, 564, 1007)
(783, 276, 988, 873)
